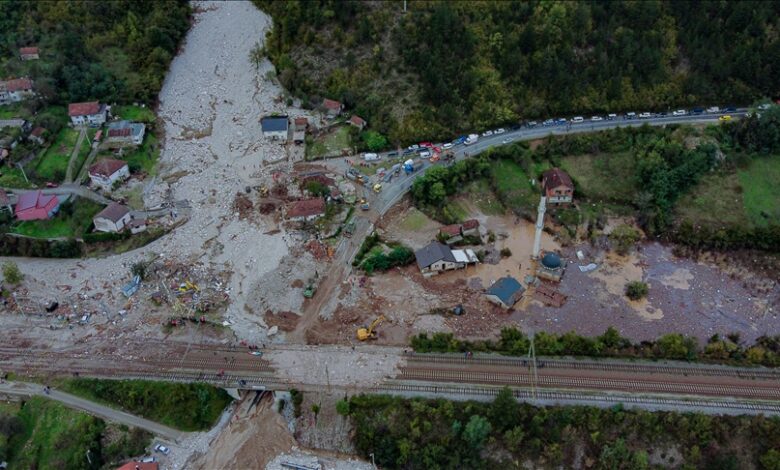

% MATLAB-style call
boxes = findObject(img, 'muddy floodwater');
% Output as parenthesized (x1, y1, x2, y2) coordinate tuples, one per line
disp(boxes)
(513, 243, 780, 342)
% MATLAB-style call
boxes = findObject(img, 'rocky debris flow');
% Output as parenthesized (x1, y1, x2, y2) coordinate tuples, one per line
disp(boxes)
(267, 451, 374, 470)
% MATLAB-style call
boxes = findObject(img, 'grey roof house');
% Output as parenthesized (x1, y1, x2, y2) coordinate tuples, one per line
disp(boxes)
(261, 115, 289, 141)
(415, 241, 460, 277)
(484, 276, 525, 309)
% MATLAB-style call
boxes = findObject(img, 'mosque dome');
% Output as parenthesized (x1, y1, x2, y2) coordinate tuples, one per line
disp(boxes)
(541, 252, 561, 269)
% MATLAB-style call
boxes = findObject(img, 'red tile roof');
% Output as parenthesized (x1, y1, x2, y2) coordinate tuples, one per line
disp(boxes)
(439, 224, 461, 236)
(349, 115, 366, 127)
(294, 117, 308, 126)
(4, 78, 33, 92)
(19, 47, 39, 55)
(30, 127, 46, 137)
(69, 101, 102, 117)
(95, 203, 130, 223)
(116, 462, 158, 470)
(542, 168, 574, 192)
(323, 98, 342, 110)
(15, 190, 57, 212)
(89, 158, 127, 177)
(462, 219, 479, 230)
(287, 198, 326, 218)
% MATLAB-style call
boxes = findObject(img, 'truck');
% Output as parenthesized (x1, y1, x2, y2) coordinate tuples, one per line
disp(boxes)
(464, 134, 479, 146)
(403, 159, 422, 175)
(452, 136, 468, 145)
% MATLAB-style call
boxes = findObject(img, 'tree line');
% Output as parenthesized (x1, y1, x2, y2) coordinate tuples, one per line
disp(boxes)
(412, 327, 780, 368)
(346, 388, 780, 469)
(0, 0, 191, 105)
(258, 0, 779, 145)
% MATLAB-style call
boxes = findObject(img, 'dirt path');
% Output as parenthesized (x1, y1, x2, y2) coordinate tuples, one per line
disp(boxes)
(63, 127, 86, 182)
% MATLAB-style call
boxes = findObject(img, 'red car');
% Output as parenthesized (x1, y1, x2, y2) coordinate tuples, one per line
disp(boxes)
(432, 146, 442, 153)
(419, 142, 434, 148)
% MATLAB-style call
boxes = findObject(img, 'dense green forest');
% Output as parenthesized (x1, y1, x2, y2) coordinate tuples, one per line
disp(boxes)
(0, 0, 191, 104)
(258, 0, 779, 144)
(346, 390, 780, 469)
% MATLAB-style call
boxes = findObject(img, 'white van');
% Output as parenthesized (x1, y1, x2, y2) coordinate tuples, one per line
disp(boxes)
(363, 153, 379, 161)
(572, 116, 584, 123)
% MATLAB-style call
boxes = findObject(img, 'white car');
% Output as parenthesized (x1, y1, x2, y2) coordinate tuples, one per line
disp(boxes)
(362, 153, 379, 161)
(502, 137, 515, 144)
(407, 144, 419, 151)
(590, 116, 603, 121)
(672, 109, 687, 116)
(706, 106, 720, 113)
(155, 444, 170, 455)
(626, 112, 637, 119)
(482, 130, 493, 137)
(494, 128, 506, 134)
(572, 116, 584, 123)
(639, 112, 652, 118)
(607, 113, 617, 120)
(419, 150, 431, 158)
(442, 142, 453, 149)
(527, 121, 538, 127)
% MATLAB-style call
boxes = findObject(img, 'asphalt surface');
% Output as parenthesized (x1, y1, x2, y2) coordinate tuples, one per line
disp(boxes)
(0, 380, 185, 442)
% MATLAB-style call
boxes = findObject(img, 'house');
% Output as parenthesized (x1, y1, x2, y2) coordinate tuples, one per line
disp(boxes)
(0, 119, 27, 129)
(451, 248, 479, 266)
(68, 101, 107, 127)
(0, 191, 12, 212)
(19, 47, 39, 60)
(261, 115, 289, 141)
(93, 203, 131, 233)
(286, 198, 326, 222)
(106, 120, 146, 146)
(301, 172, 335, 189)
(0, 78, 35, 105)
(349, 115, 366, 130)
(536, 251, 566, 282)
(14, 190, 59, 220)
(439, 224, 461, 238)
(484, 276, 525, 309)
(128, 218, 148, 234)
(292, 117, 307, 144)
(88, 158, 129, 190)
(461, 219, 480, 236)
(116, 461, 158, 470)
(415, 241, 461, 276)
(322, 98, 343, 118)
(28, 127, 47, 145)
(541, 168, 574, 204)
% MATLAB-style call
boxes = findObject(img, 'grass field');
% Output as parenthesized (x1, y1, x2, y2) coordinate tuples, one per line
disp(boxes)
(462, 179, 505, 215)
(3, 397, 151, 469)
(70, 128, 98, 178)
(0, 166, 32, 188)
(675, 155, 780, 229)
(489, 159, 537, 214)
(0, 103, 32, 120)
(114, 104, 156, 123)
(58, 378, 233, 431)
(399, 207, 432, 231)
(11, 199, 103, 238)
(560, 152, 637, 204)
(122, 133, 159, 174)
(32, 128, 81, 181)
(307, 125, 352, 159)
(738, 155, 780, 227)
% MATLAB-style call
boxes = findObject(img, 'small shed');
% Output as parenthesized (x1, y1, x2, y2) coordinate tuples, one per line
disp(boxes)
(485, 276, 525, 309)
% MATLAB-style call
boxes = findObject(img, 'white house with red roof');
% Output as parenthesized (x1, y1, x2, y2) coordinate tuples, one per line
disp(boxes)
(0, 78, 35, 105)
(19, 47, 39, 61)
(69, 101, 107, 127)
(322, 98, 343, 118)
(88, 158, 129, 190)
(349, 115, 366, 130)
(285, 198, 326, 222)
(14, 190, 60, 221)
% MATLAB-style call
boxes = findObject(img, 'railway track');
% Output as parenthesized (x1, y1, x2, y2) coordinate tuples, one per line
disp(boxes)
(405, 353, 780, 380)
(399, 367, 780, 400)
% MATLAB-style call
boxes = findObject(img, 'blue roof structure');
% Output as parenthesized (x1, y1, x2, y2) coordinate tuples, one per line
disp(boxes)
(261, 116, 289, 132)
(485, 276, 524, 306)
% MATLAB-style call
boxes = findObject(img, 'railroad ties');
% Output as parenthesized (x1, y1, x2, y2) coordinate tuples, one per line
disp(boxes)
(391, 353, 780, 415)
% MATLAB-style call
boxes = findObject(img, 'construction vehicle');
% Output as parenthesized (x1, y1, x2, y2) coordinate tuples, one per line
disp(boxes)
(343, 220, 356, 237)
(373, 183, 382, 193)
(303, 278, 317, 298)
(359, 198, 370, 210)
(357, 314, 386, 341)
(259, 186, 269, 197)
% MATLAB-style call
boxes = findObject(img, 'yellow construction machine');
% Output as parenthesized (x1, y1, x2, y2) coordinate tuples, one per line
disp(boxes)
(357, 314, 386, 341)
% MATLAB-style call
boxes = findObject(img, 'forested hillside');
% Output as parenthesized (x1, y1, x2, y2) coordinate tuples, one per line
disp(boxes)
(258, 0, 780, 144)
(0, 0, 191, 104)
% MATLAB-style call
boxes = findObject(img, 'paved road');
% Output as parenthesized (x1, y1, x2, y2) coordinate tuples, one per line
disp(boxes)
(329, 111, 747, 217)
(0, 380, 185, 442)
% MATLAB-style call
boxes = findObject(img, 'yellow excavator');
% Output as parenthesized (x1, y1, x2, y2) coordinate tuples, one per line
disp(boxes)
(357, 314, 386, 341)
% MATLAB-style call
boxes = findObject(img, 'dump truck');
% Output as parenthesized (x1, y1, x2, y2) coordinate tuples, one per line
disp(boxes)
(357, 314, 386, 341)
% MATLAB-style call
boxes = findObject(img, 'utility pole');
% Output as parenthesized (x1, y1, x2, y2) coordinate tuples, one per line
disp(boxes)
(16, 162, 28, 183)
(527, 332, 538, 401)
(403, 0, 407, 13)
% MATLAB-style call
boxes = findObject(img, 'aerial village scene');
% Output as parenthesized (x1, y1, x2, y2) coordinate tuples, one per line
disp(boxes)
(0, 1, 779, 469)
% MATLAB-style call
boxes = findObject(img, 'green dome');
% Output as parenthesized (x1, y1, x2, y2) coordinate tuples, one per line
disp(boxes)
(541, 252, 561, 269)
